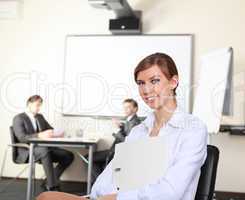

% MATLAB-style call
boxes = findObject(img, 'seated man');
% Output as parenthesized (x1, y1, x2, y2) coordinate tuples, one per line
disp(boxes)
(89, 98, 141, 180)
(12, 95, 74, 191)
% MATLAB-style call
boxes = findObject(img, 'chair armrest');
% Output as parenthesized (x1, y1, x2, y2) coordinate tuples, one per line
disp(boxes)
(8, 143, 29, 149)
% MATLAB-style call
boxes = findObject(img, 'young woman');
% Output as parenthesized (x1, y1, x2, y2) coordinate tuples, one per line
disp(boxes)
(37, 53, 207, 200)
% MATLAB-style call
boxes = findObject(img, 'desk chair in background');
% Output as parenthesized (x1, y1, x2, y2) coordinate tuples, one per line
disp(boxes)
(0, 126, 41, 193)
(195, 145, 220, 200)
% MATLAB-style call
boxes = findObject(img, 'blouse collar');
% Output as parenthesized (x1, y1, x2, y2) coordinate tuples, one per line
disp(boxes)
(142, 105, 186, 131)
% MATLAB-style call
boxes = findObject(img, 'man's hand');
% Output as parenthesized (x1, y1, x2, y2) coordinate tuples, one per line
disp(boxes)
(98, 194, 117, 200)
(38, 129, 53, 139)
(112, 118, 121, 128)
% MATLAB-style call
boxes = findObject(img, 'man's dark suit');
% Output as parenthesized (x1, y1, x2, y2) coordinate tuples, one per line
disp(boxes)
(89, 114, 141, 181)
(113, 114, 142, 143)
(13, 112, 74, 189)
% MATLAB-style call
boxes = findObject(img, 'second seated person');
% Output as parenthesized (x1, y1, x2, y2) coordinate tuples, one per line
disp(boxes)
(87, 98, 141, 180)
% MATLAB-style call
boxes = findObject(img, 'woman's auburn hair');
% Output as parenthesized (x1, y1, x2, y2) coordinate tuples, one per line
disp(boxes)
(134, 52, 179, 95)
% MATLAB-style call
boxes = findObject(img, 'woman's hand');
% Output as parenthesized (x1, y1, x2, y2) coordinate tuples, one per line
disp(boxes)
(97, 194, 117, 200)
(36, 192, 87, 200)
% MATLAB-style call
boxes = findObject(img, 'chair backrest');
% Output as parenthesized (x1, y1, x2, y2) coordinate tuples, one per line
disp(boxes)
(9, 126, 19, 164)
(195, 145, 220, 200)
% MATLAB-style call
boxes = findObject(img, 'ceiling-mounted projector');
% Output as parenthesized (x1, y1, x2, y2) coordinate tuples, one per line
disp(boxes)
(88, 0, 142, 34)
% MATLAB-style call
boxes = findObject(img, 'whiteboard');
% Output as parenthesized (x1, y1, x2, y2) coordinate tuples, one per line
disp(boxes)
(193, 48, 233, 133)
(62, 35, 193, 117)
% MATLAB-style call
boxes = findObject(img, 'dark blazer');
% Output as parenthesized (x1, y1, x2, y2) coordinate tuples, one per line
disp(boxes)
(102, 114, 141, 165)
(12, 112, 53, 163)
(113, 114, 141, 143)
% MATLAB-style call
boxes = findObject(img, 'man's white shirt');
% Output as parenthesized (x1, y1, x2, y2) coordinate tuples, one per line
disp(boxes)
(25, 110, 38, 132)
(126, 114, 134, 122)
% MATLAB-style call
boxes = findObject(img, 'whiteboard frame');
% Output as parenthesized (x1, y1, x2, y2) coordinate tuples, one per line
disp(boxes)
(62, 34, 194, 119)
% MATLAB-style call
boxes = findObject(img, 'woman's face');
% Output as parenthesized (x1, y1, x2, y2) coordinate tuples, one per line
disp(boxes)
(136, 65, 178, 110)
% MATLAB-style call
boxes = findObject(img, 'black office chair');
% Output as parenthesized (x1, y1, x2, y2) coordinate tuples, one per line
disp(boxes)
(195, 145, 220, 200)
(1, 127, 30, 177)
(0, 127, 40, 193)
(10, 126, 31, 164)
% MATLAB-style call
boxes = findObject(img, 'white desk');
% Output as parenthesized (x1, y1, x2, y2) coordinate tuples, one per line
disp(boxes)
(26, 137, 99, 200)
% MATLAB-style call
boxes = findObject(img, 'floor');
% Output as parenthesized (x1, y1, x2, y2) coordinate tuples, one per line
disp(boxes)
(1, 178, 245, 200)
(0, 178, 87, 200)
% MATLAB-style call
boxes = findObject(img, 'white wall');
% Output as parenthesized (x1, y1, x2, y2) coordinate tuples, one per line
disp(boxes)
(0, 0, 245, 192)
